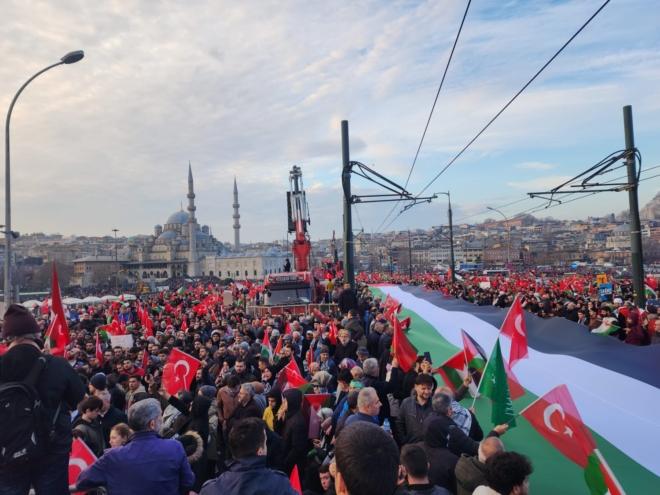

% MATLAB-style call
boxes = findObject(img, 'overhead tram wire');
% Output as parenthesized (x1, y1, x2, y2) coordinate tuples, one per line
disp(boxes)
(505, 165, 660, 218)
(375, 0, 472, 234)
(378, 0, 612, 234)
(413, 0, 612, 199)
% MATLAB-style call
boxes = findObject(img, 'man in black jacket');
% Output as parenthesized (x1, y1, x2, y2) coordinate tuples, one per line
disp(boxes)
(422, 393, 507, 457)
(0, 304, 86, 495)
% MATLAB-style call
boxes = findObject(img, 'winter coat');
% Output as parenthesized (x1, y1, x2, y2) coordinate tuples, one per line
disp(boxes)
(332, 340, 357, 364)
(73, 416, 106, 458)
(76, 431, 195, 495)
(99, 405, 128, 443)
(422, 414, 500, 458)
(397, 393, 433, 444)
(417, 436, 458, 492)
(0, 343, 86, 455)
(454, 454, 488, 495)
(199, 456, 297, 495)
(281, 389, 309, 475)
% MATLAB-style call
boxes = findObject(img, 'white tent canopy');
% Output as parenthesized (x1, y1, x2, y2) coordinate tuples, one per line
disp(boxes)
(22, 300, 41, 308)
(63, 297, 84, 305)
(121, 294, 137, 301)
(82, 296, 102, 304)
(101, 295, 119, 302)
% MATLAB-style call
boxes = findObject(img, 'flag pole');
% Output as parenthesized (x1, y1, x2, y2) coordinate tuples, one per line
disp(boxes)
(471, 335, 499, 409)
(593, 449, 627, 494)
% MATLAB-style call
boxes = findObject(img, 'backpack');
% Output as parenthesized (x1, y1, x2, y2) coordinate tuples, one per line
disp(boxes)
(0, 356, 60, 466)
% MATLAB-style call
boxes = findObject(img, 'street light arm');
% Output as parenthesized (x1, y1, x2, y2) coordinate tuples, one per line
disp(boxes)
(5, 61, 64, 133)
(4, 60, 67, 305)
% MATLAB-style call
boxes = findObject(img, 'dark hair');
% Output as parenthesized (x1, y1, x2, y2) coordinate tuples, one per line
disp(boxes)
(229, 418, 267, 459)
(78, 395, 103, 414)
(337, 369, 352, 385)
(400, 444, 429, 479)
(226, 374, 240, 388)
(415, 373, 435, 387)
(335, 422, 399, 495)
(485, 452, 533, 494)
(319, 463, 330, 474)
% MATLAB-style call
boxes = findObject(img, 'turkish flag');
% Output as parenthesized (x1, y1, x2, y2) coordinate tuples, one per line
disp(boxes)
(162, 348, 201, 395)
(289, 465, 303, 495)
(327, 321, 338, 346)
(277, 358, 307, 390)
(45, 264, 70, 349)
(95, 332, 103, 364)
(69, 438, 97, 493)
(141, 349, 150, 372)
(392, 316, 417, 373)
(181, 317, 188, 333)
(520, 384, 595, 467)
(499, 295, 528, 367)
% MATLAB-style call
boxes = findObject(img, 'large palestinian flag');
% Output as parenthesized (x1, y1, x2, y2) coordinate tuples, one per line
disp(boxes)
(371, 285, 659, 494)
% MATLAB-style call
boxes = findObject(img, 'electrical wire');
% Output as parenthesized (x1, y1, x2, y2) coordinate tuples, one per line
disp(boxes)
(413, 0, 612, 200)
(376, 0, 472, 233)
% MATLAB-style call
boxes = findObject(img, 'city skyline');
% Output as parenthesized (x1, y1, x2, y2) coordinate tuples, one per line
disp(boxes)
(1, 1, 659, 244)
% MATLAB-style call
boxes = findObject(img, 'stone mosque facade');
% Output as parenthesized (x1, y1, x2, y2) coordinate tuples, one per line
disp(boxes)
(124, 164, 226, 280)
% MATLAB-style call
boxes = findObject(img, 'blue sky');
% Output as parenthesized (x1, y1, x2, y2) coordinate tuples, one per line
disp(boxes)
(0, 0, 658, 242)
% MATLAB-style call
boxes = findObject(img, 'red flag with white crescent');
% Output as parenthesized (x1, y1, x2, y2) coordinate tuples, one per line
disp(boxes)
(69, 438, 97, 494)
(499, 294, 528, 367)
(45, 263, 70, 351)
(162, 348, 201, 395)
(520, 384, 595, 467)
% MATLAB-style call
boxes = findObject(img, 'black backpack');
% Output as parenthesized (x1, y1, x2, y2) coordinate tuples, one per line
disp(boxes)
(0, 356, 60, 466)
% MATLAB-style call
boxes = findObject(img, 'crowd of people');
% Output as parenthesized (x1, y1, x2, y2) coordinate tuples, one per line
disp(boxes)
(359, 271, 659, 345)
(3, 274, 616, 494)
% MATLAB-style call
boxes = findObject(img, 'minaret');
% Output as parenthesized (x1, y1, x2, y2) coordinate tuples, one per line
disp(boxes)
(187, 162, 199, 276)
(233, 177, 241, 250)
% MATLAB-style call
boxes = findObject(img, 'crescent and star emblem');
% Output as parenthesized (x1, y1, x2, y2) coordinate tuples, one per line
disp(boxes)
(514, 314, 526, 337)
(173, 359, 191, 381)
(543, 403, 573, 438)
(69, 457, 90, 474)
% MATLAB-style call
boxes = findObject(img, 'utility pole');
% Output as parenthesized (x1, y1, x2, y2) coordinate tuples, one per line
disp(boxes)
(447, 192, 456, 283)
(408, 229, 413, 278)
(623, 105, 645, 307)
(112, 228, 119, 295)
(341, 120, 355, 288)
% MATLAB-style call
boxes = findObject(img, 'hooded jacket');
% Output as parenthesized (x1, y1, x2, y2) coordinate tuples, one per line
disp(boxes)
(418, 418, 459, 492)
(281, 388, 309, 475)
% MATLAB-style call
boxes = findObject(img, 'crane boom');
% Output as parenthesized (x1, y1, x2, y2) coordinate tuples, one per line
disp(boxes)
(287, 165, 311, 272)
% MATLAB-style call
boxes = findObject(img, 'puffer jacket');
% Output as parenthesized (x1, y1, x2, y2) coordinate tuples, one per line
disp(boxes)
(454, 454, 488, 495)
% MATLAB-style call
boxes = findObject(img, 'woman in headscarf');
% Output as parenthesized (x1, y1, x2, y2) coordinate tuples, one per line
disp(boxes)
(278, 388, 309, 476)
(625, 309, 650, 345)
(260, 364, 276, 394)
(262, 387, 282, 432)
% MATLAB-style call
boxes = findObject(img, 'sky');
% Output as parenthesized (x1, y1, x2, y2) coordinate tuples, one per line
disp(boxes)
(1, 0, 658, 243)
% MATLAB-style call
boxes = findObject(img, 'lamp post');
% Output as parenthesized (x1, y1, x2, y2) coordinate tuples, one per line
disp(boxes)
(112, 228, 119, 295)
(4, 50, 84, 305)
(435, 192, 456, 283)
(487, 206, 510, 267)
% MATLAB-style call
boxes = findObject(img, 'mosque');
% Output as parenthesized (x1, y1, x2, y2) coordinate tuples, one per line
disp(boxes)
(72, 165, 287, 287)
(122, 164, 227, 280)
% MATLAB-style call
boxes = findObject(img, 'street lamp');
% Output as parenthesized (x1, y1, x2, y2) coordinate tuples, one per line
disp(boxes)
(4, 50, 85, 305)
(112, 228, 119, 295)
(435, 192, 456, 283)
(487, 206, 510, 267)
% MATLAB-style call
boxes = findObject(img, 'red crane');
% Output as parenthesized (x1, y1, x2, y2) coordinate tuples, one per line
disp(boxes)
(287, 165, 311, 272)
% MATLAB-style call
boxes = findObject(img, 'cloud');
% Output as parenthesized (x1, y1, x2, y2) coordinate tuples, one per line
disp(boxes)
(515, 161, 556, 170)
(0, 0, 658, 241)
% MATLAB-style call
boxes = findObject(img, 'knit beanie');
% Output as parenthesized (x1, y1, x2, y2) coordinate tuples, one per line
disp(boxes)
(2, 304, 40, 339)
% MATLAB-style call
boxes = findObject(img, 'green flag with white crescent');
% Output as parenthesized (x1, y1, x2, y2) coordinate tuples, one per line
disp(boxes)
(480, 338, 517, 427)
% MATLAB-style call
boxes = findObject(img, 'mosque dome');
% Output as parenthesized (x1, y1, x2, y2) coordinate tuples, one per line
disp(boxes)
(156, 230, 178, 242)
(166, 210, 190, 225)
